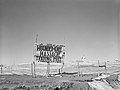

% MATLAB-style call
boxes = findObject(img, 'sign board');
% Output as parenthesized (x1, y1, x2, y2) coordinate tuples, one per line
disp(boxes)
(34, 43, 65, 63)
(0, 65, 3, 67)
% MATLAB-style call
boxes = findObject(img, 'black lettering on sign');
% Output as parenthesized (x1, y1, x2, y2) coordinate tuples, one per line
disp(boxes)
(37, 45, 39, 51)
(49, 45, 53, 51)
(57, 46, 62, 52)
(39, 43, 43, 51)
(47, 51, 50, 57)
(51, 52, 55, 57)
(40, 51, 43, 57)
(42, 45, 45, 51)
(35, 43, 65, 63)
(44, 51, 46, 57)
(54, 45, 58, 52)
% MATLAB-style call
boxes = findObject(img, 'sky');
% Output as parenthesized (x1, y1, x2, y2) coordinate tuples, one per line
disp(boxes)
(0, 0, 120, 65)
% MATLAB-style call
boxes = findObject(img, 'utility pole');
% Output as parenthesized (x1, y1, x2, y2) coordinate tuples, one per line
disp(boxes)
(76, 60, 80, 76)
(0, 65, 3, 74)
(32, 34, 38, 78)
(98, 60, 100, 76)
(117, 5, 120, 61)
(33, 61, 36, 77)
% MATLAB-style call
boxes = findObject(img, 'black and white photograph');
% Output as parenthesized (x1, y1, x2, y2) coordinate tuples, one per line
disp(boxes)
(0, 0, 120, 90)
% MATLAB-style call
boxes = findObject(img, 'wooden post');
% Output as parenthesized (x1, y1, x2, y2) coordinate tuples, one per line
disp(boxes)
(0, 67, 2, 73)
(77, 61, 80, 76)
(98, 60, 100, 76)
(61, 61, 64, 76)
(32, 34, 38, 78)
(33, 61, 36, 77)
(31, 63, 33, 77)
(46, 61, 50, 77)
(105, 62, 107, 75)
(117, 6, 120, 60)
(59, 69, 60, 74)
(0, 65, 3, 74)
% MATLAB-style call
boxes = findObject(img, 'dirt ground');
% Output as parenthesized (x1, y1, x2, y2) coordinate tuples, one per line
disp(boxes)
(0, 74, 97, 90)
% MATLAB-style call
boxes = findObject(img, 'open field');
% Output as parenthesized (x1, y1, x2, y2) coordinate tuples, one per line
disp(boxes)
(0, 73, 120, 90)
(0, 73, 98, 90)
(2, 61, 120, 75)
(1, 62, 120, 90)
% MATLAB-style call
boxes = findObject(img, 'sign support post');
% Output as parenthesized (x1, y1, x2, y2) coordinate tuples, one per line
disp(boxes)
(46, 61, 50, 77)
(33, 61, 36, 77)
(31, 61, 36, 78)
(61, 60, 64, 76)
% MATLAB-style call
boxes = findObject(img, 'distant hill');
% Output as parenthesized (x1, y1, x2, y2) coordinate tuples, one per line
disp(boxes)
(1, 61, 120, 75)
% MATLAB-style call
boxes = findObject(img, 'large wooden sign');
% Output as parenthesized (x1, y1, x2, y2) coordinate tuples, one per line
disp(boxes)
(34, 43, 65, 63)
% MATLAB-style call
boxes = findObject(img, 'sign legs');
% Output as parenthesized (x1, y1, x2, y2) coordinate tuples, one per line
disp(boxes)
(46, 62, 50, 77)
(31, 61, 36, 78)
